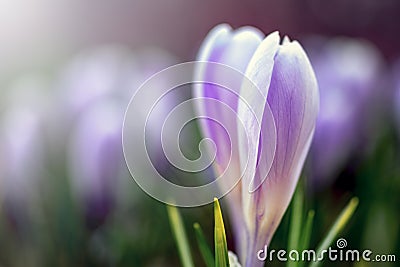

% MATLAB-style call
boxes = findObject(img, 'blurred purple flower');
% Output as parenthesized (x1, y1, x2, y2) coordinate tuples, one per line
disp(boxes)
(63, 46, 179, 227)
(305, 37, 384, 189)
(58, 46, 179, 114)
(396, 89, 400, 133)
(68, 101, 123, 229)
(0, 108, 44, 228)
(393, 61, 400, 134)
(0, 76, 49, 233)
(56, 46, 179, 144)
(195, 24, 319, 266)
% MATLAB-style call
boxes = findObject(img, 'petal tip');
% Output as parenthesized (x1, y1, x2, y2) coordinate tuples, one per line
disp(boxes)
(282, 35, 291, 44)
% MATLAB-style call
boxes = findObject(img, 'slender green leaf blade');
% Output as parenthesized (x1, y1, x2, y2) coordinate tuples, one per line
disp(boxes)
(287, 186, 304, 267)
(298, 210, 314, 267)
(194, 223, 214, 267)
(167, 205, 194, 267)
(310, 197, 359, 267)
(300, 210, 315, 251)
(214, 198, 229, 267)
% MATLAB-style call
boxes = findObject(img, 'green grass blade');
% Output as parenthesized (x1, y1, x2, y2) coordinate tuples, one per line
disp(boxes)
(287, 186, 304, 267)
(310, 197, 359, 267)
(300, 210, 315, 251)
(298, 210, 314, 267)
(194, 223, 214, 267)
(167, 205, 195, 267)
(214, 198, 229, 267)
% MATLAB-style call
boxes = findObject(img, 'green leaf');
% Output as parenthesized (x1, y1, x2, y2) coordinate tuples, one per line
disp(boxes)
(310, 197, 359, 267)
(167, 205, 194, 267)
(300, 210, 315, 251)
(194, 223, 214, 267)
(298, 210, 314, 267)
(287, 185, 304, 267)
(214, 198, 230, 267)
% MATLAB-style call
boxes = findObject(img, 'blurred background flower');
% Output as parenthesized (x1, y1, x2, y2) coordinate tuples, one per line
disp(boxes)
(0, 75, 51, 266)
(68, 100, 123, 229)
(393, 60, 400, 135)
(0, 75, 51, 221)
(305, 37, 385, 190)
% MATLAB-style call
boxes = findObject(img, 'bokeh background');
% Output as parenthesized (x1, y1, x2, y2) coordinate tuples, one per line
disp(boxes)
(0, 0, 399, 266)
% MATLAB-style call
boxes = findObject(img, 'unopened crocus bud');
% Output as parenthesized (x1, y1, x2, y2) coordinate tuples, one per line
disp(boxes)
(195, 24, 319, 266)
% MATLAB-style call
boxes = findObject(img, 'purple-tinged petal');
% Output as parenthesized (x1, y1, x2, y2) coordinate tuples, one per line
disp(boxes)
(194, 26, 319, 266)
(242, 40, 319, 267)
(194, 24, 264, 261)
(266, 40, 319, 181)
(238, 31, 280, 193)
(195, 24, 264, 167)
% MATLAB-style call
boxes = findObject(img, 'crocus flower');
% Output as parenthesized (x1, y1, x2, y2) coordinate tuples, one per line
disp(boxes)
(0, 76, 48, 233)
(0, 107, 44, 229)
(396, 87, 400, 134)
(393, 60, 400, 134)
(195, 24, 319, 266)
(64, 46, 180, 227)
(57, 47, 133, 228)
(304, 37, 383, 189)
(68, 100, 123, 229)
